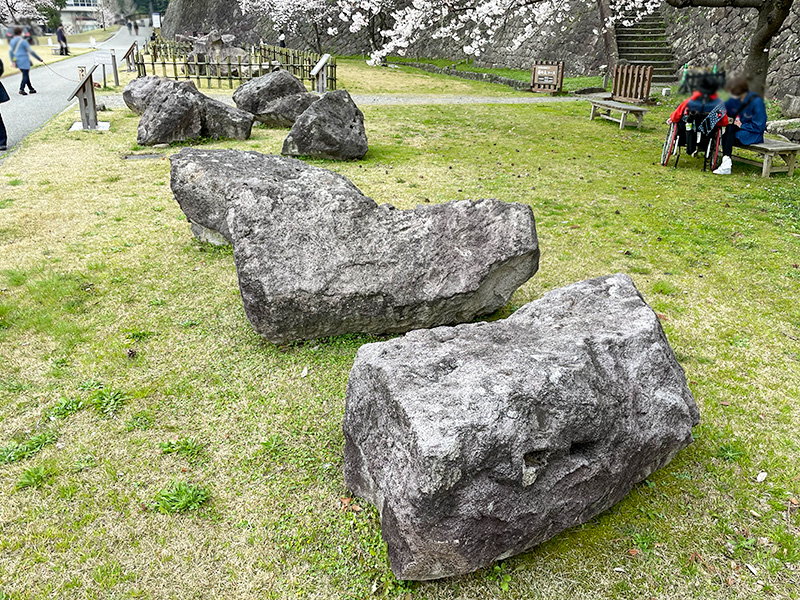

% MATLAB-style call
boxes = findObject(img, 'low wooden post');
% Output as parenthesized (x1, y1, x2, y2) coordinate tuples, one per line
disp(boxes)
(68, 65, 99, 130)
(111, 50, 119, 86)
(311, 53, 331, 93)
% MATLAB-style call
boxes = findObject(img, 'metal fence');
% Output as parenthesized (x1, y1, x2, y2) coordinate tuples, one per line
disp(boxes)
(134, 42, 337, 90)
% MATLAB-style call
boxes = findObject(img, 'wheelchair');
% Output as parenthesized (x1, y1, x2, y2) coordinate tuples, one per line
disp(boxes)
(661, 101, 726, 171)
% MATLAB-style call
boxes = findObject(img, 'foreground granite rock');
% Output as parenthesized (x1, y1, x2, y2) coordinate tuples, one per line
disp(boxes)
(169, 149, 539, 340)
(782, 94, 800, 119)
(232, 70, 308, 116)
(343, 273, 700, 580)
(282, 90, 368, 160)
(134, 79, 253, 145)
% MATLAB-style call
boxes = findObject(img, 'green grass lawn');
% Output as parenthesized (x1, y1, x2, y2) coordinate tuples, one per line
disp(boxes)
(0, 63, 799, 599)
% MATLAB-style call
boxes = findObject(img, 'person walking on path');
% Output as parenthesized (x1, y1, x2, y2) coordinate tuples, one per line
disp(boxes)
(0, 58, 10, 151)
(134, 21, 139, 36)
(10, 27, 42, 96)
(126, 20, 133, 35)
(56, 25, 69, 56)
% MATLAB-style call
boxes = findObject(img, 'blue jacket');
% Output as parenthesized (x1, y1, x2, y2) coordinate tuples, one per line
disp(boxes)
(9, 36, 41, 71)
(725, 92, 767, 146)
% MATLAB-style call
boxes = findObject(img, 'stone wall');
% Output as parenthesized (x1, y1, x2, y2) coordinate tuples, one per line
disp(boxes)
(162, 0, 261, 45)
(663, 4, 800, 99)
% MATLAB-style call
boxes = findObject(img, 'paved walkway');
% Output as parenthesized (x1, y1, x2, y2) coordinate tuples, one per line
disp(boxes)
(0, 27, 151, 152)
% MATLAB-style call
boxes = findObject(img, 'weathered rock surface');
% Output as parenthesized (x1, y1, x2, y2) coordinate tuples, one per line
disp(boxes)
(133, 77, 253, 145)
(767, 118, 800, 143)
(201, 98, 254, 140)
(282, 89, 368, 160)
(343, 273, 699, 580)
(123, 76, 180, 115)
(782, 95, 800, 119)
(169, 149, 539, 340)
(233, 70, 308, 116)
(137, 81, 204, 146)
(254, 92, 319, 127)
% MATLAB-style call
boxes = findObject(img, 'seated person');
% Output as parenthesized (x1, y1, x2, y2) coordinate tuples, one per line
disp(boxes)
(669, 76, 728, 156)
(713, 76, 768, 175)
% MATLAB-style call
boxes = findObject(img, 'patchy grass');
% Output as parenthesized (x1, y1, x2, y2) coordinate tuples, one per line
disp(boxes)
(152, 480, 211, 514)
(0, 60, 798, 599)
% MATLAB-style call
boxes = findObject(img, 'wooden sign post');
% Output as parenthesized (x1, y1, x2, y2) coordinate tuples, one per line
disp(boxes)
(121, 41, 138, 72)
(67, 64, 100, 130)
(311, 54, 331, 93)
(94, 50, 119, 87)
(530, 61, 564, 94)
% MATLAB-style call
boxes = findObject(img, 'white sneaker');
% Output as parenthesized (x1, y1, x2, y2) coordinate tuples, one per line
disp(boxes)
(713, 156, 732, 175)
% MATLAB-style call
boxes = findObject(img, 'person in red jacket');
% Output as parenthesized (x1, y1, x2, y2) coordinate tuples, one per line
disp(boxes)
(668, 75, 729, 157)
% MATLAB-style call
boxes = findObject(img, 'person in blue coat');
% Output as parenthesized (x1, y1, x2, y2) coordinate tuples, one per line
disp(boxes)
(713, 76, 768, 175)
(9, 26, 43, 96)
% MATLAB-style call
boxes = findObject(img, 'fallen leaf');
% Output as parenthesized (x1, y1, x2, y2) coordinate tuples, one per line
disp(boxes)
(300, 367, 308, 378)
(790, 498, 799, 505)
(721, 401, 731, 406)
(750, 510, 761, 518)
(746, 563, 758, 576)
(628, 548, 641, 556)
(756, 471, 767, 483)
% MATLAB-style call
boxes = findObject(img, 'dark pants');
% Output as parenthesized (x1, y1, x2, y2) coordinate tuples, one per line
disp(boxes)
(0, 112, 7, 148)
(722, 125, 746, 156)
(19, 69, 33, 92)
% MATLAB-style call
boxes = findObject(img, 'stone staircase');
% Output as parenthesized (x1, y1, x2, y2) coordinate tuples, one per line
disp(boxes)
(615, 11, 678, 85)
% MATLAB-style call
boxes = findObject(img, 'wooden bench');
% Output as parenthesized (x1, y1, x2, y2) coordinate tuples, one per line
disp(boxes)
(589, 99, 648, 129)
(588, 64, 653, 129)
(732, 138, 799, 178)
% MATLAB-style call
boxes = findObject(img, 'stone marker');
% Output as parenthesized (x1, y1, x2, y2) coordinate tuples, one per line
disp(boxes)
(343, 273, 699, 580)
(169, 149, 539, 341)
(282, 89, 368, 160)
(232, 69, 308, 116)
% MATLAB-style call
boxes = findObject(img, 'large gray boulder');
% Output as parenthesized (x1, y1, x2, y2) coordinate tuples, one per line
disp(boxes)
(132, 77, 253, 145)
(123, 76, 180, 115)
(169, 149, 539, 341)
(282, 90, 368, 160)
(232, 70, 308, 116)
(201, 98, 254, 140)
(343, 273, 700, 580)
(137, 81, 204, 145)
(254, 92, 319, 127)
(782, 94, 800, 119)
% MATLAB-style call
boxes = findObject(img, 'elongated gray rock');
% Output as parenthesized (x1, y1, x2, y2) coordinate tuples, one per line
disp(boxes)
(232, 70, 308, 115)
(169, 149, 539, 341)
(343, 273, 700, 580)
(282, 90, 368, 160)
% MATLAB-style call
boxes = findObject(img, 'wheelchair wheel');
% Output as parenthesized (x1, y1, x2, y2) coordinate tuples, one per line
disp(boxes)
(661, 122, 678, 166)
(708, 128, 723, 171)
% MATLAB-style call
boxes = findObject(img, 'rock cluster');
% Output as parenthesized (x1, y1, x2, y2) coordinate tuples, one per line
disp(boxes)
(781, 95, 800, 119)
(232, 70, 368, 159)
(123, 76, 254, 145)
(233, 70, 319, 127)
(169, 148, 539, 342)
(343, 273, 700, 580)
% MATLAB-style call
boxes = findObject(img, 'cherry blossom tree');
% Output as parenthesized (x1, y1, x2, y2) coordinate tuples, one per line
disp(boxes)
(1, 0, 57, 22)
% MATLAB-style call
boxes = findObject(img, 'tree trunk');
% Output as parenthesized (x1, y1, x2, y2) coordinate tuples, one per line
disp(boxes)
(743, 0, 793, 96)
(595, 0, 619, 67)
